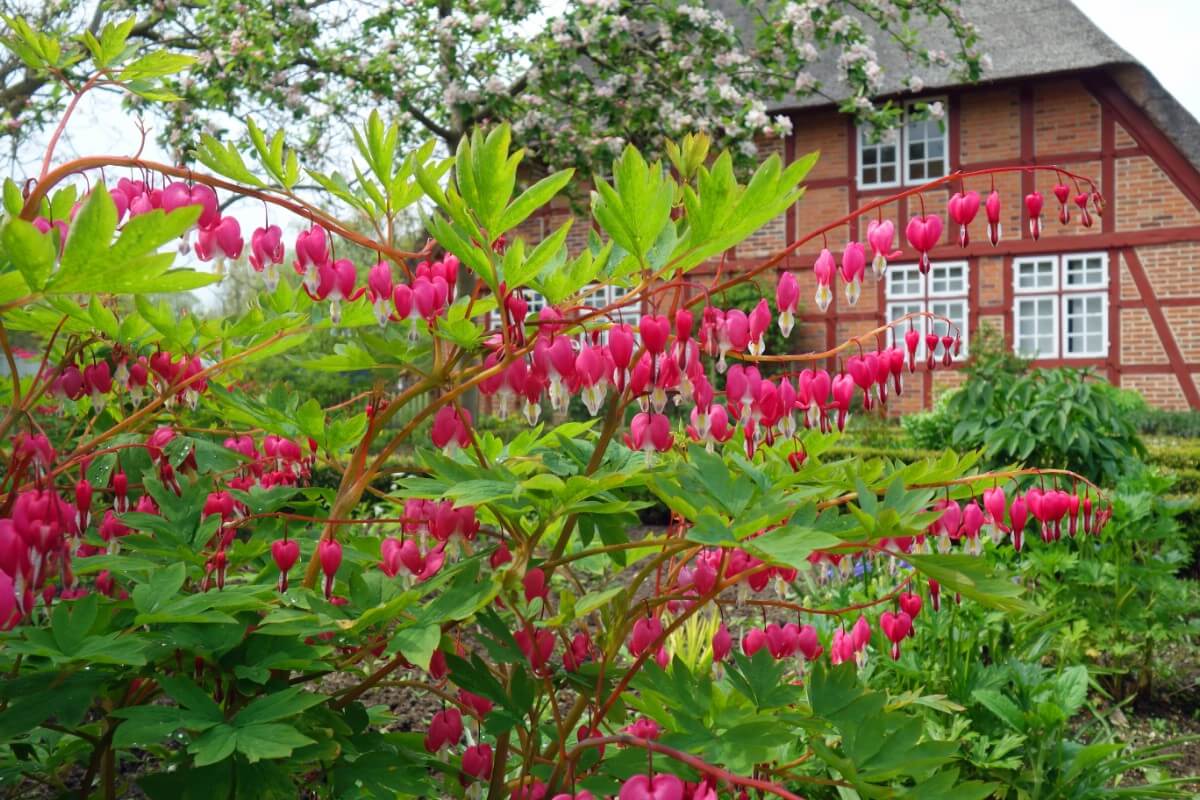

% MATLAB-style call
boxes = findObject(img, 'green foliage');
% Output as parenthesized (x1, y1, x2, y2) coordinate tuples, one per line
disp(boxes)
(1135, 408, 1200, 438)
(905, 367, 1144, 486)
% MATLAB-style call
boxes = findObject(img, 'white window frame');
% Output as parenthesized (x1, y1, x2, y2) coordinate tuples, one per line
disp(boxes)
(1013, 295, 1060, 359)
(1013, 256, 1060, 294)
(884, 259, 969, 361)
(857, 97, 949, 190)
(1010, 252, 1110, 359)
(1063, 252, 1110, 291)
(856, 125, 901, 190)
(1062, 292, 1108, 358)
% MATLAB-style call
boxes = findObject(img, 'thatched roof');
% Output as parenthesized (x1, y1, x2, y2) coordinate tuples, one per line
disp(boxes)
(711, 0, 1200, 175)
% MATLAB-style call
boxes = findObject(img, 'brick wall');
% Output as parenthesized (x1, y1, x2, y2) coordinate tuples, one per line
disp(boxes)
(960, 87, 1020, 163)
(793, 110, 847, 180)
(1133, 242, 1200, 297)
(1120, 308, 1159, 364)
(1164, 306, 1200, 362)
(1121, 373, 1192, 410)
(1033, 79, 1101, 153)
(1115, 156, 1200, 230)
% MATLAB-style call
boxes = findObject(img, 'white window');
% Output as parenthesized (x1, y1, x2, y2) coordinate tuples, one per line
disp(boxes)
(858, 127, 900, 189)
(858, 98, 949, 189)
(884, 260, 969, 361)
(1016, 257, 1058, 292)
(1014, 296, 1058, 358)
(885, 263, 924, 299)
(1064, 253, 1107, 289)
(1012, 253, 1109, 359)
(1063, 293, 1106, 356)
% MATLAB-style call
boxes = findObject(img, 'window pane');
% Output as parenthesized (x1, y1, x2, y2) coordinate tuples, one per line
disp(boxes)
(860, 128, 899, 187)
(904, 103, 949, 183)
(1063, 293, 1106, 356)
(930, 263, 966, 295)
(1065, 254, 1106, 287)
(886, 264, 923, 298)
(1016, 258, 1057, 291)
(1015, 296, 1056, 357)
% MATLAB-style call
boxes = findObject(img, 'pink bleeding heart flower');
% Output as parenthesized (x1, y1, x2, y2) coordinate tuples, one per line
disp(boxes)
(898, 592, 922, 619)
(831, 372, 855, 432)
(867, 218, 900, 277)
(366, 261, 394, 326)
(983, 486, 1008, 533)
(293, 226, 330, 292)
(523, 567, 549, 603)
(947, 191, 981, 247)
(1025, 191, 1044, 240)
(1075, 192, 1093, 228)
(1053, 183, 1071, 224)
(461, 743, 493, 783)
(985, 190, 1002, 246)
(629, 615, 663, 658)
(748, 299, 771, 356)
(430, 405, 472, 452)
(618, 774, 685, 800)
(775, 272, 799, 336)
(880, 611, 913, 660)
(318, 539, 342, 599)
(195, 216, 244, 263)
(423, 708, 463, 753)
(248, 225, 285, 290)
(627, 412, 673, 461)
(639, 315, 670, 356)
(905, 214, 942, 274)
(791, 624, 820, 661)
(1009, 494, 1028, 552)
(712, 622, 732, 662)
(813, 248, 835, 312)
(271, 539, 300, 592)
(840, 241, 866, 306)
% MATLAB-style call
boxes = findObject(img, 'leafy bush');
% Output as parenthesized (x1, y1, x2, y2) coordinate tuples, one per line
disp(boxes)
(906, 367, 1144, 486)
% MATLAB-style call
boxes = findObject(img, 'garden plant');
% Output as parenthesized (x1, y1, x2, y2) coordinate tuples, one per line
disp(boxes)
(0, 16, 1193, 800)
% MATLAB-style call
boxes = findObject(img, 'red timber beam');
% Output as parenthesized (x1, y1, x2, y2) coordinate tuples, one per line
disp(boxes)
(1121, 247, 1200, 409)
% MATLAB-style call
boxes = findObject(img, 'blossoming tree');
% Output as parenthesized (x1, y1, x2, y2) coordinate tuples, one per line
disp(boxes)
(0, 16, 1110, 800)
(3, 0, 983, 175)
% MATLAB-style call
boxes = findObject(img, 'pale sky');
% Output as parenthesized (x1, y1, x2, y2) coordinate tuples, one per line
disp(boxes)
(1071, 0, 1200, 121)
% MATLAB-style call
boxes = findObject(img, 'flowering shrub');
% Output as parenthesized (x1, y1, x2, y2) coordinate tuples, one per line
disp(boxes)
(0, 19, 1120, 800)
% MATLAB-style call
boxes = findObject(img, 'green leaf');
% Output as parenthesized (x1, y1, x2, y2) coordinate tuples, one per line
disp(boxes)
(971, 688, 1026, 733)
(498, 169, 573, 233)
(120, 51, 196, 80)
(131, 562, 187, 615)
(745, 524, 842, 570)
(234, 688, 327, 726)
(50, 593, 98, 655)
(53, 183, 117, 288)
(111, 705, 221, 748)
(1, 218, 55, 290)
(195, 134, 264, 186)
(189, 724, 238, 766)
(391, 624, 441, 671)
(158, 677, 225, 723)
(234, 723, 315, 763)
